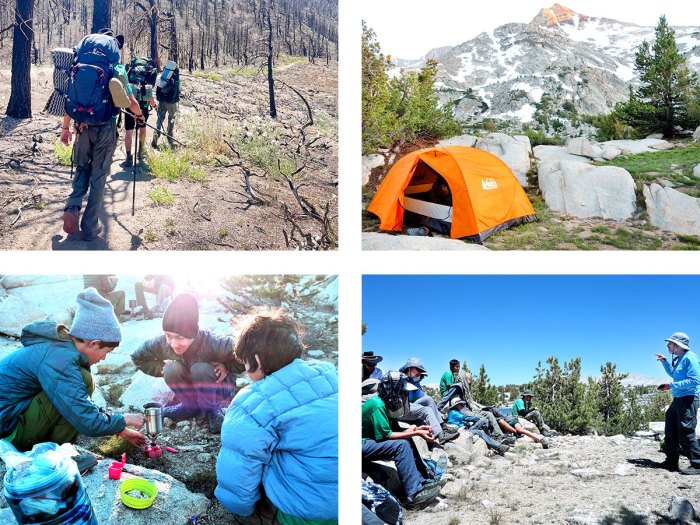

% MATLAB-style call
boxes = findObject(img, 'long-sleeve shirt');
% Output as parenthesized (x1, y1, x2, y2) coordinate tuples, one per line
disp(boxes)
(439, 370, 458, 397)
(662, 351, 700, 398)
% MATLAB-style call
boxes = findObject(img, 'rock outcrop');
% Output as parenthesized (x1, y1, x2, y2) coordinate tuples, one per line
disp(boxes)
(538, 161, 636, 220)
(643, 183, 700, 236)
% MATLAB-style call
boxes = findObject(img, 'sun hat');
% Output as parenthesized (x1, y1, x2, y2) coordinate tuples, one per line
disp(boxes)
(399, 357, 428, 377)
(448, 398, 467, 410)
(362, 351, 383, 364)
(665, 332, 690, 350)
(521, 390, 534, 397)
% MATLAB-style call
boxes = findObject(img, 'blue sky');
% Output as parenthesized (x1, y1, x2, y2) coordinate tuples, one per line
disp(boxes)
(362, 275, 698, 385)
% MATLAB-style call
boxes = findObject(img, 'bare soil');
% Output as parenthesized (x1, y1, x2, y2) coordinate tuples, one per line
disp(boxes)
(0, 60, 337, 251)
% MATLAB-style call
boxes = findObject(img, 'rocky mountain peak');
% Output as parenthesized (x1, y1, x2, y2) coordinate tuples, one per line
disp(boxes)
(532, 3, 589, 27)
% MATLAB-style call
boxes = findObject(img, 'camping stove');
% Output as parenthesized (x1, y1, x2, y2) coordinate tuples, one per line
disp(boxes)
(144, 402, 163, 458)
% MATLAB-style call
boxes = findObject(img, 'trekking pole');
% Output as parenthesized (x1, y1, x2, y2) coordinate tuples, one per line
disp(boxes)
(132, 123, 139, 216)
(119, 109, 187, 147)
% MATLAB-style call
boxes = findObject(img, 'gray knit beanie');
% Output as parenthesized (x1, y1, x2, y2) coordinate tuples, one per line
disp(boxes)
(69, 287, 122, 343)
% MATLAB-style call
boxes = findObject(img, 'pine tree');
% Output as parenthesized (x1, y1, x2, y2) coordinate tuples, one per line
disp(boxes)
(472, 364, 499, 406)
(596, 362, 628, 435)
(630, 15, 700, 137)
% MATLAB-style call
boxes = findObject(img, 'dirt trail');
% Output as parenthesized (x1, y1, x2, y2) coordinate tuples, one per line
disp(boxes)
(0, 60, 338, 251)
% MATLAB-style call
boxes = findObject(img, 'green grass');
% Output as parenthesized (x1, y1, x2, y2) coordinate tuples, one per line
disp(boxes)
(594, 143, 700, 188)
(54, 141, 72, 166)
(232, 120, 299, 177)
(226, 66, 259, 76)
(148, 149, 209, 182)
(218, 228, 229, 238)
(192, 71, 222, 81)
(148, 186, 175, 206)
(93, 435, 137, 457)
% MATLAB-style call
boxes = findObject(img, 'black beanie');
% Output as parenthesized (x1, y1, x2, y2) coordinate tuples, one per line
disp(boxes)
(162, 293, 199, 338)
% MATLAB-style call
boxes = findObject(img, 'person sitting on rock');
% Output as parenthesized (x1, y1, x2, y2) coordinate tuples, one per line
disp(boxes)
(439, 359, 461, 399)
(446, 398, 510, 456)
(134, 274, 174, 319)
(83, 274, 127, 320)
(215, 311, 338, 524)
(362, 371, 444, 506)
(512, 390, 557, 437)
(362, 351, 384, 381)
(499, 409, 551, 449)
(399, 358, 458, 446)
(0, 288, 147, 452)
(131, 293, 244, 433)
(437, 369, 511, 443)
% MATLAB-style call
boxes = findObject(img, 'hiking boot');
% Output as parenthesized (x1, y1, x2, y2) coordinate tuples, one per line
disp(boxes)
(496, 444, 510, 456)
(138, 142, 146, 161)
(680, 466, 700, 475)
(71, 453, 98, 475)
(437, 428, 459, 446)
(62, 208, 80, 235)
(207, 408, 225, 434)
(654, 458, 680, 472)
(162, 403, 200, 422)
(540, 438, 550, 449)
(406, 479, 445, 507)
(151, 138, 159, 150)
(121, 152, 133, 168)
(500, 435, 517, 446)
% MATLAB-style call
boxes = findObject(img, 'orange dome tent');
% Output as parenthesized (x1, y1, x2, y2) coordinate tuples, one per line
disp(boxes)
(368, 146, 536, 241)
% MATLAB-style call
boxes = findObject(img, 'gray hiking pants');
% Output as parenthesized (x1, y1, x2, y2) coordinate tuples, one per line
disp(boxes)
(153, 101, 177, 144)
(400, 395, 443, 437)
(524, 409, 548, 431)
(473, 410, 505, 439)
(64, 119, 117, 237)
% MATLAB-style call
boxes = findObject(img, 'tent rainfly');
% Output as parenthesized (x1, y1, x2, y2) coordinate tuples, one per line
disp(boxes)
(368, 146, 536, 241)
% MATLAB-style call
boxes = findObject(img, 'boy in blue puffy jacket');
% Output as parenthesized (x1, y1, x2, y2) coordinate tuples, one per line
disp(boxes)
(215, 311, 338, 525)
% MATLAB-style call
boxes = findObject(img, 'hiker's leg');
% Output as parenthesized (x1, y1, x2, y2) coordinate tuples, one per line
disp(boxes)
(65, 128, 93, 211)
(156, 283, 173, 309)
(362, 439, 425, 500)
(107, 290, 126, 317)
(665, 398, 681, 461)
(469, 417, 490, 432)
(166, 102, 177, 144)
(163, 360, 197, 409)
(524, 410, 546, 430)
(413, 395, 443, 432)
(677, 396, 700, 467)
(362, 505, 387, 525)
(436, 385, 459, 411)
(12, 368, 94, 452)
(229, 490, 282, 525)
(190, 362, 233, 413)
(513, 423, 541, 442)
(400, 403, 441, 437)
(478, 410, 506, 439)
(135, 281, 150, 310)
(154, 103, 166, 140)
(80, 121, 117, 237)
(467, 428, 501, 450)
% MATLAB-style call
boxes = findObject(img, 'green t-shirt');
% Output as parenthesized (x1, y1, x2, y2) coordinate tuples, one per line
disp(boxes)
(512, 398, 526, 416)
(439, 370, 457, 397)
(361, 396, 392, 442)
(278, 511, 337, 525)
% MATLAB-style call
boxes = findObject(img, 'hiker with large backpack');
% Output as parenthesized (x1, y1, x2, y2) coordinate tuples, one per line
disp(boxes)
(122, 55, 158, 167)
(152, 60, 181, 149)
(60, 29, 145, 241)
(362, 371, 445, 507)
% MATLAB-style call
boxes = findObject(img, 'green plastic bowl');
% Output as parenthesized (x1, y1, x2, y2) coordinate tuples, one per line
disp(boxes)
(119, 477, 157, 509)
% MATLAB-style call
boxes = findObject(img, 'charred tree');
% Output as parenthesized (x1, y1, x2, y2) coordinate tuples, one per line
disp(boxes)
(148, 0, 160, 68)
(266, 0, 276, 118)
(91, 0, 111, 33)
(7, 0, 34, 119)
(169, 1, 178, 63)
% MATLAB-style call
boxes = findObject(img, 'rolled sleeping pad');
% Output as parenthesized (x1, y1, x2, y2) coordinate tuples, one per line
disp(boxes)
(44, 48, 74, 117)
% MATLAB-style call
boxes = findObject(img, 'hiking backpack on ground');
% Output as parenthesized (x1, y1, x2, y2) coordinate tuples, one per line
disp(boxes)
(156, 60, 179, 103)
(128, 56, 157, 103)
(64, 34, 121, 126)
(361, 480, 403, 525)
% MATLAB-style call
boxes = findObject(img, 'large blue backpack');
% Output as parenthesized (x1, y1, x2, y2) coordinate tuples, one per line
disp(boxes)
(65, 34, 120, 126)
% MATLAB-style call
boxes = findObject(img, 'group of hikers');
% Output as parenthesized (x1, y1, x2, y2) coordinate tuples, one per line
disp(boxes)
(0, 287, 338, 524)
(361, 352, 558, 516)
(59, 28, 182, 241)
(86, 273, 175, 321)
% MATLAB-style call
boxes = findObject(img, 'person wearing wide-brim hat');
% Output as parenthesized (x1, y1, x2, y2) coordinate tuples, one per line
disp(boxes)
(361, 378, 381, 402)
(362, 351, 384, 381)
(512, 389, 557, 437)
(399, 358, 458, 446)
(655, 332, 700, 475)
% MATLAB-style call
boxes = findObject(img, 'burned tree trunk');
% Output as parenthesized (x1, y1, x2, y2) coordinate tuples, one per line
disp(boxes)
(148, 0, 160, 68)
(169, 1, 178, 63)
(266, 0, 276, 118)
(91, 0, 111, 34)
(7, 0, 34, 119)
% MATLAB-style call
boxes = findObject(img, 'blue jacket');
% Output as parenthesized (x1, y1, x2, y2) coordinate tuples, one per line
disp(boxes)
(407, 377, 425, 403)
(0, 320, 125, 438)
(663, 350, 700, 398)
(215, 359, 338, 520)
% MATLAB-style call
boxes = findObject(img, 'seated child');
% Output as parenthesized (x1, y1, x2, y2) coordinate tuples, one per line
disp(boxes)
(446, 398, 510, 455)
(215, 311, 338, 525)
